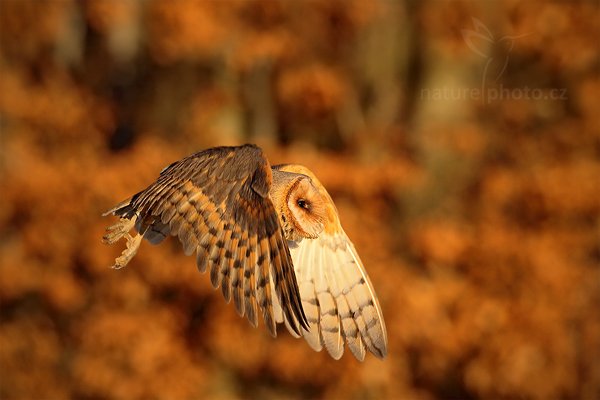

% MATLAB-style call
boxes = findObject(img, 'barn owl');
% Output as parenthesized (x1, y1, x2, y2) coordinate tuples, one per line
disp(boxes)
(103, 144, 387, 360)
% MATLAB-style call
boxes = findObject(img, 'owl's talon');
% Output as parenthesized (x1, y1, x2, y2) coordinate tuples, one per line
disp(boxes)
(102, 216, 141, 269)
(102, 216, 137, 244)
(111, 233, 143, 269)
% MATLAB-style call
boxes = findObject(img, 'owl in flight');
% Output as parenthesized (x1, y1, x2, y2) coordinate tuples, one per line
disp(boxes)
(103, 144, 387, 360)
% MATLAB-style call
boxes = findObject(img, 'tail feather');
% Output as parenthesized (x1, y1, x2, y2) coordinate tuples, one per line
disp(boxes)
(102, 197, 134, 217)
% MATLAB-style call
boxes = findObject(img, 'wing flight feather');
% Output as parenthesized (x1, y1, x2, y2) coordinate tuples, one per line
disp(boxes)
(103, 145, 308, 335)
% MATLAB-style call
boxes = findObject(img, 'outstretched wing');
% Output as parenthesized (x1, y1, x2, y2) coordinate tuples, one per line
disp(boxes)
(102, 144, 308, 336)
(273, 164, 388, 360)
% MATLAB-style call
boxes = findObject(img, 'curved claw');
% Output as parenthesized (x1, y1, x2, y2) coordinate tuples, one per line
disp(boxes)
(111, 233, 143, 269)
(102, 216, 142, 269)
(103, 216, 137, 245)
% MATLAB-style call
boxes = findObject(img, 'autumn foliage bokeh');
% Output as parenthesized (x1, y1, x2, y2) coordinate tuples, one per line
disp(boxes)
(1, 1, 599, 399)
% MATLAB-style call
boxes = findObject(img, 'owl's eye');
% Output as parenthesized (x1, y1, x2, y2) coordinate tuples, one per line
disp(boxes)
(297, 199, 309, 210)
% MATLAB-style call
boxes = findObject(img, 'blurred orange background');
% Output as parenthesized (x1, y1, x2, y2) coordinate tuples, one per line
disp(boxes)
(1, 1, 599, 399)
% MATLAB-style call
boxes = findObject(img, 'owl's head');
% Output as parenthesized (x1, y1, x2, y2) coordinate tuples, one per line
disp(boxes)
(270, 170, 327, 241)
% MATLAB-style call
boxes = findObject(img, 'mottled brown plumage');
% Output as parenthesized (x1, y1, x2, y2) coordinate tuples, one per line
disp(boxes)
(103, 145, 307, 336)
(103, 144, 387, 360)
